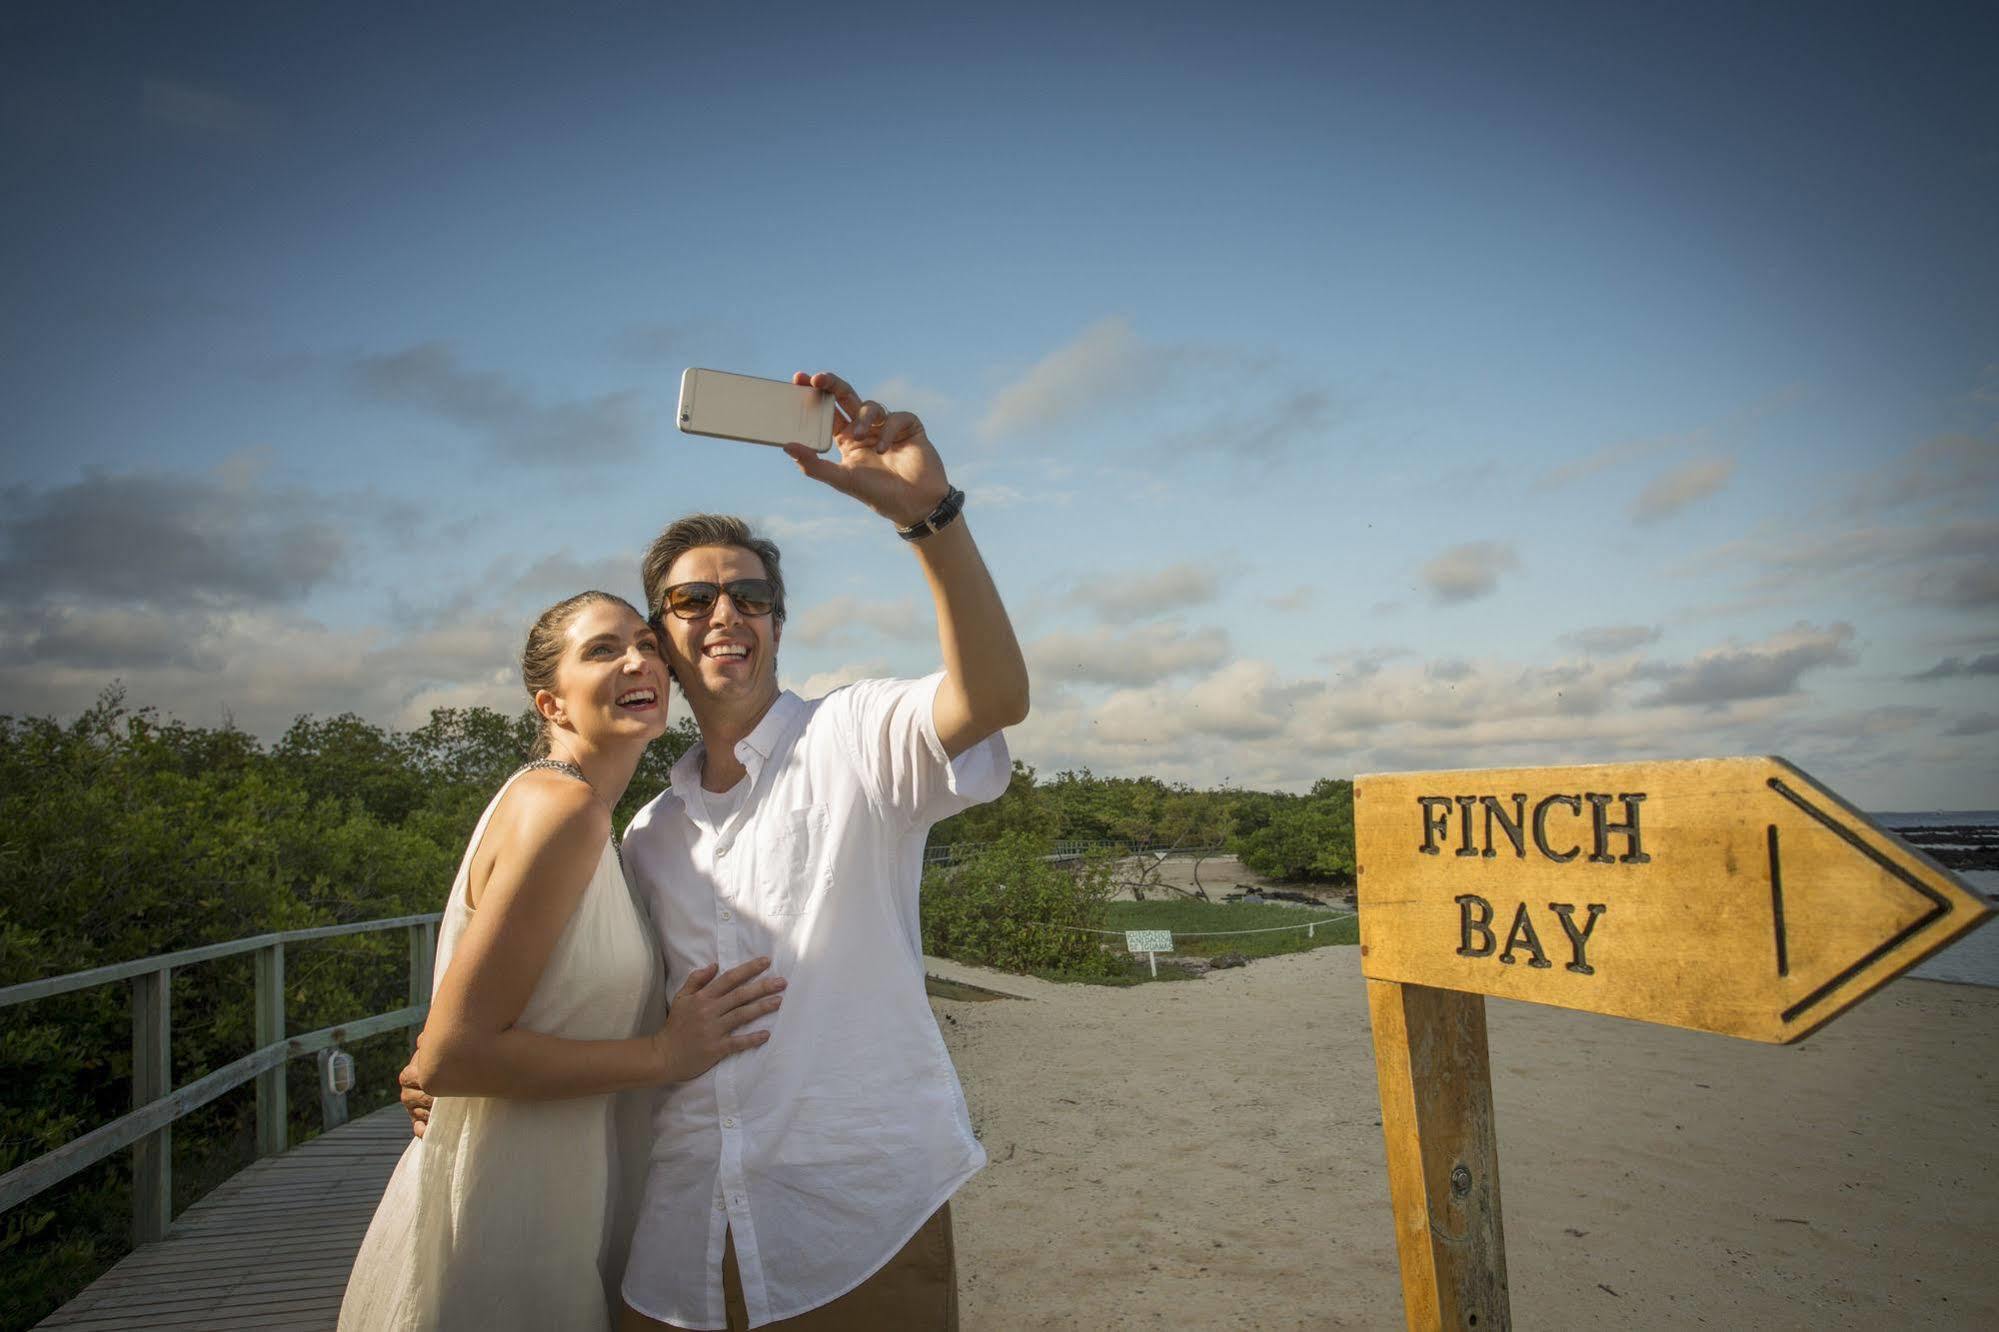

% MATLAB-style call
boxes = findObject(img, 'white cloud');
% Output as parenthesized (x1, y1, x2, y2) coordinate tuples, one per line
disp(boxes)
(1069, 563, 1218, 624)
(1686, 517, 1999, 613)
(0, 458, 348, 609)
(1945, 712, 1999, 737)
(978, 317, 1148, 440)
(1560, 624, 1663, 655)
(1541, 388, 1798, 494)
(1089, 660, 1317, 745)
(1026, 621, 1230, 687)
(1632, 457, 1735, 524)
(1420, 541, 1519, 604)
(1005, 651, 1672, 791)
(1536, 437, 1671, 490)
(1163, 390, 1339, 462)
(1906, 652, 1999, 682)
(792, 661, 894, 698)
(1639, 622, 1856, 707)
(1179, 660, 1319, 739)
(0, 606, 524, 740)
(354, 342, 651, 463)
(1790, 705, 1937, 741)
(787, 596, 930, 649)
(1848, 429, 1999, 516)
(985, 622, 1977, 804)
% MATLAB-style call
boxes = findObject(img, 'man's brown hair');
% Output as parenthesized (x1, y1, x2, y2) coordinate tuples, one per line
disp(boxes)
(639, 513, 788, 630)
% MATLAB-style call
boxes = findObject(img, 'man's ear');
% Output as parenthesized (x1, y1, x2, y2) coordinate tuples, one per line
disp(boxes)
(648, 613, 681, 689)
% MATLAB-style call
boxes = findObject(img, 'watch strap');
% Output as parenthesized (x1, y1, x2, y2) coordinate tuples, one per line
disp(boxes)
(896, 486, 966, 541)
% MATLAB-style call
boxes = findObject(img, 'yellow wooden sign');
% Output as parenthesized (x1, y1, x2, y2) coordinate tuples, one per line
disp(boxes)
(1356, 756, 1991, 1043)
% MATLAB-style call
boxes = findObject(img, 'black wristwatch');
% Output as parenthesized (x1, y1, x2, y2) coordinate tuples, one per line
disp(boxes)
(896, 487, 966, 541)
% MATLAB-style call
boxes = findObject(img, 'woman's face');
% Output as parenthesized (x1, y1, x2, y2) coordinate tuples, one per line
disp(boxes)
(545, 601, 670, 748)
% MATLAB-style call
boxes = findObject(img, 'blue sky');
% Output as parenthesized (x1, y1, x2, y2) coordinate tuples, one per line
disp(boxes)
(3, 2, 1995, 808)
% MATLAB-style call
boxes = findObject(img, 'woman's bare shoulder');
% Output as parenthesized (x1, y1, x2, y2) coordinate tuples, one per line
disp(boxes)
(493, 771, 611, 845)
(470, 773, 610, 909)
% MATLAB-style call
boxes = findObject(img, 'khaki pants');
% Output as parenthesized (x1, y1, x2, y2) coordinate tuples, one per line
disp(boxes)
(622, 1203, 958, 1332)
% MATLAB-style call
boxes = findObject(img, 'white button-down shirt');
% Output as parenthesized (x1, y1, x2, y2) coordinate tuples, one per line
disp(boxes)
(619, 675, 1008, 1329)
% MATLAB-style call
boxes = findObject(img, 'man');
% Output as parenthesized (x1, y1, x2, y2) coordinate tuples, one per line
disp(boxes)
(406, 371, 1027, 1330)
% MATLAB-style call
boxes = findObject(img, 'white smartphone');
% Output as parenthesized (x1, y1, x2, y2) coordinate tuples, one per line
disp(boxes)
(676, 368, 836, 453)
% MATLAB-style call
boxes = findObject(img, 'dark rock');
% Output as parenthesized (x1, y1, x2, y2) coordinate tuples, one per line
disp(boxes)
(1891, 826, 1999, 871)
(1209, 952, 1249, 969)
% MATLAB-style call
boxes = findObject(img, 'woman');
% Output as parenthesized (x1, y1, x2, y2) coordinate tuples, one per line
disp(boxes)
(340, 591, 785, 1330)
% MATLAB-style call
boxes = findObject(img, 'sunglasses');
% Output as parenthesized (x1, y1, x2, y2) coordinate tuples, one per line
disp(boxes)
(658, 578, 778, 620)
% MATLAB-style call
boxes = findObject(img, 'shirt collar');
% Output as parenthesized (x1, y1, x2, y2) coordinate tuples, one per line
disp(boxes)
(738, 689, 804, 761)
(668, 690, 805, 810)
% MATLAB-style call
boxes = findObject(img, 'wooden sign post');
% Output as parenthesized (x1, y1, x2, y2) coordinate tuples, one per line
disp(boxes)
(1355, 756, 1991, 1331)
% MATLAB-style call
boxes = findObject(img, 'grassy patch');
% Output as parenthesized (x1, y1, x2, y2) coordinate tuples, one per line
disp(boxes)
(1015, 900, 1358, 985)
(930, 894, 1358, 987)
(1106, 899, 1356, 961)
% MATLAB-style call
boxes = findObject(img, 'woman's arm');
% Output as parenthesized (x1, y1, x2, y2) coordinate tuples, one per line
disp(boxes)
(414, 778, 782, 1100)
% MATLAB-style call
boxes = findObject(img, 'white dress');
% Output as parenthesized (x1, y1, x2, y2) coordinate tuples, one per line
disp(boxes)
(339, 770, 665, 1331)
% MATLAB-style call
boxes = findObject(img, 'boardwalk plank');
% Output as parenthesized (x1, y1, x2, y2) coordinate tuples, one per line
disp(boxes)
(35, 1106, 406, 1331)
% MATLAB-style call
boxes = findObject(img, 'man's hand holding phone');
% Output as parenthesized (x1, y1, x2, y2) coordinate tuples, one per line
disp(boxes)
(780, 371, 952, 529)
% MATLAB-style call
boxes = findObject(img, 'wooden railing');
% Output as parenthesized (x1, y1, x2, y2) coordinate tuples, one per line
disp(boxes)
(0, 914, 441, 1245)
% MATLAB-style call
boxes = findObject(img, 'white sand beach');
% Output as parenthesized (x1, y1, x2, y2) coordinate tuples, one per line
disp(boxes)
(934, 946, 1999, 1330)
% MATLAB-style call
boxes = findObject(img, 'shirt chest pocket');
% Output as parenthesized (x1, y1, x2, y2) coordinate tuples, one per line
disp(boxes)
(755, 805, 830, 917)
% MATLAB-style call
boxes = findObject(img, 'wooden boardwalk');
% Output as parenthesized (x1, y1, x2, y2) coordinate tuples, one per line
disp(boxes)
(37, 1107, 408, 1331)
(32, 968, 1006, 1329)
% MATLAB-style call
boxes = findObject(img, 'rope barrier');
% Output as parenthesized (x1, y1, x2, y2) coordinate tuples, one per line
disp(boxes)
(1052, 912, 1356, 939)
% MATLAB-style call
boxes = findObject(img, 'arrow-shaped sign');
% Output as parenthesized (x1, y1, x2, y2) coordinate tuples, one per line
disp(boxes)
(1355, 757, 1992, 1042)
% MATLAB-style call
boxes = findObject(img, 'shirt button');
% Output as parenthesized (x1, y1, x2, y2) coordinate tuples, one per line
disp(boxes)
(717, 843, 731, 857)
(723, 1116, 738, 1129)
(720, 909, 733, 923)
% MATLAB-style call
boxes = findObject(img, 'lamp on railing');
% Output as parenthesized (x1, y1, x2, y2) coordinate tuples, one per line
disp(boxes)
(318, 1046, 355, 1130)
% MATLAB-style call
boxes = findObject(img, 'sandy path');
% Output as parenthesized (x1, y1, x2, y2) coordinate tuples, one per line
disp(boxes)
(934, 946, 1999, 1329)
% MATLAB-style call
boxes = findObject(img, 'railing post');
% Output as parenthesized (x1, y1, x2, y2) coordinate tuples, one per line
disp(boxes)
(254, 944, 285, 1157)
(130, 967, 171, 1243)
(407, 920, 435, 1052)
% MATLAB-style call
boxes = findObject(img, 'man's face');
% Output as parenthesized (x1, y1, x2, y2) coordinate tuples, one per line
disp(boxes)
(656, 544, 781, 718)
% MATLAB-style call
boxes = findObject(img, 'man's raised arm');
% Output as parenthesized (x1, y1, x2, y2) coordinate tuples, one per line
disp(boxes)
(782, 370, 1028, 757)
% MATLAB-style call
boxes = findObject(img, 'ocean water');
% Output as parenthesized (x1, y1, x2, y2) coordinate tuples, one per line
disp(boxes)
(1869, 809, 1999, 831)
(1871, 810, 1999, 988)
